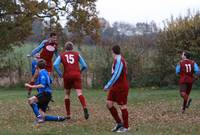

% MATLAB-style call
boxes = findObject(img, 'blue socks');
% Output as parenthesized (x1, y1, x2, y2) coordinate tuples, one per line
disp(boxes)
(45, 116, 59, 121)
(30, 103, 40, 117)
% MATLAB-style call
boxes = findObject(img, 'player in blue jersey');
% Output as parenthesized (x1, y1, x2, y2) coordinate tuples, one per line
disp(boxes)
(25, 59, 66, 123)
(26, 53, 41, 97)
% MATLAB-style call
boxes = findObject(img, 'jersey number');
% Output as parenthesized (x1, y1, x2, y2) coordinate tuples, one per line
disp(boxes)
(65, 54, 74, 64)
(185, 64, 191, 73)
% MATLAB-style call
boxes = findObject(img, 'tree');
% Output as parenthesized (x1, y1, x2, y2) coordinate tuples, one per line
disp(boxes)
(66, 0, 100, 44)
(0, 0, 100, 51)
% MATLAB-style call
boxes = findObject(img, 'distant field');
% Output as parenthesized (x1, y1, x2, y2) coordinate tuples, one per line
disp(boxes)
(0, 88, 200, 135)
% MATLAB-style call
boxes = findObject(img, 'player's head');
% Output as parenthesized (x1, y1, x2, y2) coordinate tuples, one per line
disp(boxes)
(112, 45, 121, 56)
(37, 59, 46, 69)
(49, 32, 57, 43)
(65, 41, 74, 51)
(182, 51, 191, 59)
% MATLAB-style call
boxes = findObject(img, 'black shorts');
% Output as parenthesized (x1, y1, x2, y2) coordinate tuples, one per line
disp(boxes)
(36, 92, 52, 112)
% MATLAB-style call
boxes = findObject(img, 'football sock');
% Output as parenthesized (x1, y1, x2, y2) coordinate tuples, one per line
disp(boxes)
(181, 92, 188, 110)
(121, 108, 129, 128)
(65, 98, 70, 116)
(183, 94, 188, 110)
(45, 116, 60, 121)
(78, 95, 87, 108)
(30, 103, 40, 117)
(109, 106, 121, 124)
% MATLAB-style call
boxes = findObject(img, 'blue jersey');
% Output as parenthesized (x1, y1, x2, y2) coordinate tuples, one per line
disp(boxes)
(35, 69, 52, 94)
(31, 59, 38, 75)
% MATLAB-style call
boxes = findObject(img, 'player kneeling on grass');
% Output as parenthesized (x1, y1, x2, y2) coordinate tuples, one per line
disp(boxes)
(176, 51, 199, 113)
(104, 45, 129, 133)
(53, 41, 89, 120)
(25, 59, 66, 123)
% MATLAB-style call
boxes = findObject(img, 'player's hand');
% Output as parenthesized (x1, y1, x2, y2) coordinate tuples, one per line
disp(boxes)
(103, 86, 109, 91)
(25, 83, 31, 88)
(27, 54, 31, 57)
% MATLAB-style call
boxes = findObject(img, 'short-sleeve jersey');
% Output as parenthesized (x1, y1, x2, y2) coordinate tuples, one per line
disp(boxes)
(179, 59, 195, 84)
(60, 51, 81, 78)
(35, 69, 52, 94)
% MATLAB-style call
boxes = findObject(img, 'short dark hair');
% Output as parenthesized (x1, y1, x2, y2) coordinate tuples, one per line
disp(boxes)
(184, 51, 191, 59)
(37, 59, 46, 69)
(50, 32, 56, 37)
(112, 45, 121, 55)
(65, 41, 73, 51)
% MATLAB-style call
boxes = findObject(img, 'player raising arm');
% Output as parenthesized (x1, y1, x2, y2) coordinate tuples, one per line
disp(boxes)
(26, 33, 58, 97)
(104, 45, 129, 133)
(53, 41, 89, 120)
(176, 51, 199, 113)
(25, 59, 66, 123)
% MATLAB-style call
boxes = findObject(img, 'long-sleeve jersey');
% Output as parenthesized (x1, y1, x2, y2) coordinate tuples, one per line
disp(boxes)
(53, 51, 87, 77)
(104, 55, 129, 90)
(176, 59, 199, 83)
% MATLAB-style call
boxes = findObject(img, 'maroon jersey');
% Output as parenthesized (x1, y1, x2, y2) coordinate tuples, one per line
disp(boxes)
(112, 56, 129, 90)
(60, 51, 81, 78)
(179, 59, 195, 84)
(40, 41, 57, 64)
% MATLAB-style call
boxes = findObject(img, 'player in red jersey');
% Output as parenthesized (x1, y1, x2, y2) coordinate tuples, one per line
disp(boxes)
(104, 45, 129, 133)
(26, 33, 58, 95)
(53, 41, 89, 120)
(176, 51, 199, 113)
(29, 32, 58, 74)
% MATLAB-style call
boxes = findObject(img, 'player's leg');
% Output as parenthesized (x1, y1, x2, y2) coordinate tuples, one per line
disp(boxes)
(116, 89, 129, 133)
(28, 95, 41, 119)
(76, 89, 89, 119)
(186, 83, 193, 108)
(64, 89, 71, 119)
(74, 77, 89, 119)
(106, 100, 123, 132)
(179, 84, 188, 113)
(117, 105, 129, 133)
(38, 92, 66, 122)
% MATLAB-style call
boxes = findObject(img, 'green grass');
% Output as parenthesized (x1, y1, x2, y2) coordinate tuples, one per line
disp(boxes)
(0, 88, 200, 135)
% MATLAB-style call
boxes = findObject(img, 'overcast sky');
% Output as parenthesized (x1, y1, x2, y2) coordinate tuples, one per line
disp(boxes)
(96, 0, 200, 26)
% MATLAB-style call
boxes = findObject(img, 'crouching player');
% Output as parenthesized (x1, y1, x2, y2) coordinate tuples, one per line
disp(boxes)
(176, 51, 199, 113)
(53, 41, 89, 120)
(25, 59, 66, 123)
(104, 45, 129, 133)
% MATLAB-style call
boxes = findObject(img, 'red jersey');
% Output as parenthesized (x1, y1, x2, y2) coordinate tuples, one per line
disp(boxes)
(60, 51, 81, 78)
(112, 55, 129, 90)
(179, 59, 195, 84)
(40, 41, 58, 64)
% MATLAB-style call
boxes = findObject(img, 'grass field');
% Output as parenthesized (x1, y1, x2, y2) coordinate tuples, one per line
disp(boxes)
(0, 88, 200, 135)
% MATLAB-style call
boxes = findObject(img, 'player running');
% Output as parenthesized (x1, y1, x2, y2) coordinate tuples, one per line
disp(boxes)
(176, 51, 199, 113)
(53, 41, 89, 120)
(104, 45, 129, 133)
(25, 59, 66, 123)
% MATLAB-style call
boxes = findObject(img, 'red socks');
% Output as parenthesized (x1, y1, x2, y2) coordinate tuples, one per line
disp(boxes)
(109, 106, 121, 124)
(78, 95, 87, 108)
(181, 92, 188, 110)
(65, 99, 70, 116)
(121, 109, 129, 128)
